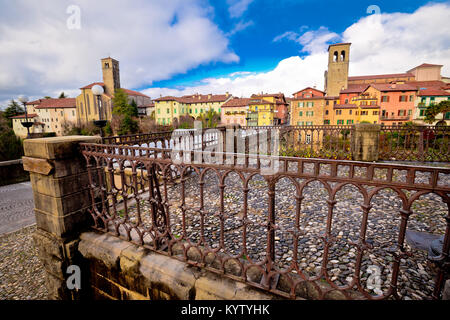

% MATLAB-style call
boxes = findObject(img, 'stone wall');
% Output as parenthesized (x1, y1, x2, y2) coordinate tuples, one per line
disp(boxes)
(78, 232, 278, 300)
(0, 159, 29, 186)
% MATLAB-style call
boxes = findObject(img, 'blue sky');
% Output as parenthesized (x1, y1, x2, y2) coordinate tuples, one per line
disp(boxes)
(0, 0, 449, 107)
(148, 0, 448, 90)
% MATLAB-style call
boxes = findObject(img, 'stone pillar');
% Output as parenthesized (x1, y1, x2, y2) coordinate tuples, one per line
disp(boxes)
(351, 123, 381, 162)
(22, 136, 101, 299)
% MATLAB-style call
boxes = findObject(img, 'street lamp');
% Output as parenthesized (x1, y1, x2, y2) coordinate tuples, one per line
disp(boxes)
(18, 95, 32, 139)
(91, 85, 107, 137)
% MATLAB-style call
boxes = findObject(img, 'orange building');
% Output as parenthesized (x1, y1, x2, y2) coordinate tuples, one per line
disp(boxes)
(363, 84, 417, 125)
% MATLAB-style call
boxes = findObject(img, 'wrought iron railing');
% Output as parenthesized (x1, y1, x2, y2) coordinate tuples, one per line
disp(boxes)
(379, 125, 450, 162)
(80, 142, 450, 300)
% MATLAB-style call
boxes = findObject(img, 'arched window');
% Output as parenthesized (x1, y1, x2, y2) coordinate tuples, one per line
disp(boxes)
(340, 50, 346, 61)
(333, 51, 338, 62)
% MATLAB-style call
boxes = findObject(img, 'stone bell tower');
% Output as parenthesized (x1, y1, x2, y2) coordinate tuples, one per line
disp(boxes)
(101, 57, 121, 96)
(325, 43, 351, 97)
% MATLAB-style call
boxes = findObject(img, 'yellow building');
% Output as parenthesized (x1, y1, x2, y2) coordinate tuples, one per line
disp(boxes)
(221, 98, 250, 126)
(248, 98, 275, 126)
(352, 93, 380, 124)
(76, 57, 151, 125)
(154, 93, 232, 125)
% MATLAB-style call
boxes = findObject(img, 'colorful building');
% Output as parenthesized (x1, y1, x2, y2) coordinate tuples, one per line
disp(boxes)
(248, 98, 275, 126)
(364, 83, 417, 126)
(154, 93, 232, 125)
(249, 93, 289, 125)
(221, 98, 251, 126)
(413, 88, 450, 125)
(10, 98, 77, 137)
(290, 87, 326, 126)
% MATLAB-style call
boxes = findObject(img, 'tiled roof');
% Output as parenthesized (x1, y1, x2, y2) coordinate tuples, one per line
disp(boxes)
(154, 94, 230, 103)
(418, 89, 450, 96)
(35, 98, 76, 109)
(122, 89, 150, 98)
(328, 43, 351, 51)
(292, 87, 325, 96)
(80, 82, 104, 89)
(369, 83, 417, 92)
(222, 98, 251, 108)
(291, 96, 325, 101)
(10, 113, 38, 119)
(406, 80, 446, 90)
(248, 99, 275, 105)
(360, 105, 381, 109)
(348, 73, 414, 81)
(26, 99, 44, 105)
(408, 63, 443, 71)
(80, 83, 150, 98)
(340, 84, 370, 94)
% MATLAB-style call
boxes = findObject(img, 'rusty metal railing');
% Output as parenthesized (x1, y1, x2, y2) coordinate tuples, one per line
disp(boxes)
(80, 141, 450, 300)
(379, 125, 450, 162)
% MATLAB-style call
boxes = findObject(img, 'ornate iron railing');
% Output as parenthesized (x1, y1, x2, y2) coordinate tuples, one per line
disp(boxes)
(379, 125, 450, 162)
(81, 142, 450, 300)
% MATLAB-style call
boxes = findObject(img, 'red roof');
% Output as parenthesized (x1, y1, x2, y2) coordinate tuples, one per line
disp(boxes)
(418, 89, 450, 97)
(293, 87, 325, 96)
(80, 83, 150, 98)
(35, 98, 76, 109)
(10, 113, 38, 119)
(406, 80, 446, 90)
(26, 99, 44, 105)
(340, 84, 369, 94)
(80, 82, 104, 90)
(369, 83, 417, 92)
(122, 88, 150, 98)
(408, 63, 443, 72)
(154, 94, 230, 103)
(348, 73, 414, 81)
(222, 98, 251, 108)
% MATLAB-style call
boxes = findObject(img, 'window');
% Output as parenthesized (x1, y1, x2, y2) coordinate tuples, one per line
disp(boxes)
(345, 99, 349, 104)
(298, 102, 304, 108)
(419, 110, 425, 116)
(157, 108, 160, 114)
(347, 120, 353, 124)
(337, 120, 344, 125)
(167, 108, 170, 113)
(340, 50, 346, 61)
(349, 110, 352, 115)
(305, 134, 311, 144)
(200, 109, 203, 113)
(399, 95, 407, 102)
(324, 120, 330, 124)
(299, 111, 303, 117)
(297, 121, 304, 125)
(409, 95, 414, 102)
(72, 110, 75, 116)
(307, 102, 314, 107)
(373, 111, 379, 115)
(174, 109, 176, 114)
(306, 121, 313, 126)
(408, 110, 412, 116)
(381, 96, 389, 103)
(356, 111, 359, 115)
(325, 110, 329, 115)
(445, 112, 450, 120)
(398, 110, 406, 116)
(336, 110, 342, 115)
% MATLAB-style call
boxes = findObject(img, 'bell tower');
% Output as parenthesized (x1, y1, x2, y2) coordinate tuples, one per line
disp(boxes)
(101, 57, 120, 96)
(325, 43, 351, 97)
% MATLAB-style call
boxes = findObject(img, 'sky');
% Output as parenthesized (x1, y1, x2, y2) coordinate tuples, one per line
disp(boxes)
(0, 0, 450, 109)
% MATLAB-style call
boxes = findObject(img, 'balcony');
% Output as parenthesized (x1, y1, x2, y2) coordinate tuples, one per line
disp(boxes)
(380, 115, 410, 121)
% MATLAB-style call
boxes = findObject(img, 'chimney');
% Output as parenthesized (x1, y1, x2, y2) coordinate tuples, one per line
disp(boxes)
(225, 91, 229, 97)
(208, 94, 212, 99)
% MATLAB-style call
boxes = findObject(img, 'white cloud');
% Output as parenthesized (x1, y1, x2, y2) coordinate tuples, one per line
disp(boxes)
(226, 20, 255, 37)
(147, 3, 450, 99)
(227, 0, 254, 18)
(0, 0, 238, 109)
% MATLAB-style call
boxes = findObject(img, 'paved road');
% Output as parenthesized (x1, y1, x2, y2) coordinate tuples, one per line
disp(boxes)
(0, 182, 35, 235)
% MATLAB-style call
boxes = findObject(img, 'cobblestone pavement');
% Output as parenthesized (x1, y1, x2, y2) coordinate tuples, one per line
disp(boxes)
(0, 182, 35, 235)
(0, 225, 48, 299)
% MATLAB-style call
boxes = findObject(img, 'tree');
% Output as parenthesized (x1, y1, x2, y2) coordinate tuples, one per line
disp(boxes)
(424, 100, 450, 124)
(58, 92, 67, 99)
(0, 116, 23, 161)
(44, 96, 52, 99)
(3, 99, 24, 127)
(112, 89, 139, 134)
(198, 108, 221, 128)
